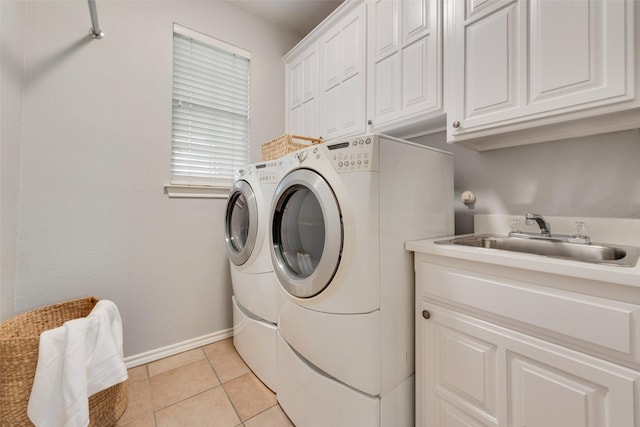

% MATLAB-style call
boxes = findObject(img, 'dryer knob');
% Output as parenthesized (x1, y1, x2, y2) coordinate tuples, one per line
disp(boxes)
(297, 150, 309, 163)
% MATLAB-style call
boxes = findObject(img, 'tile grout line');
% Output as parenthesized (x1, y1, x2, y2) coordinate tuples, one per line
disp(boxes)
(128, 341, 289, 427)
(150, 349, 223, 414)
(203, 345, 247, 425)
(144, 364, 159, 427)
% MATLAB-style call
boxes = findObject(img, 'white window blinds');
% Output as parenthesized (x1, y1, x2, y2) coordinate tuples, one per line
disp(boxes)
(171, 24, 251, 187)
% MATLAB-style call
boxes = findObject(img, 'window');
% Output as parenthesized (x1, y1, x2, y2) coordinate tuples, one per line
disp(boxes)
(169, 24, 251, 193)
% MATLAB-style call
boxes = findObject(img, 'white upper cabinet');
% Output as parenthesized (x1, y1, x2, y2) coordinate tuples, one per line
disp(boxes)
(284, 1, 366, 140)
(366, 0, 444, 135)
(286, 0, 638, 148)
(319, 4, 367, 140)
(286, 45, 319, 138)
(284, 0, 445, 141)
(446, 0, 640, 150)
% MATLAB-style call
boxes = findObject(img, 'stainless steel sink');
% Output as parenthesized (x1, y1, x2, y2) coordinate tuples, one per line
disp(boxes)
(435, 235, 640, 267)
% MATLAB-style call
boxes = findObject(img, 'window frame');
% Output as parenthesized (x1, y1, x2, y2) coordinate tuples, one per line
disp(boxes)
(166, 23, 251, 199)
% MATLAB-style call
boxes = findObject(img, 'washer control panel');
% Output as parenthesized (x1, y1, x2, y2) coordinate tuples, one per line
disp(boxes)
(325, 135, 377, 173)
(251, 160, 279, 184)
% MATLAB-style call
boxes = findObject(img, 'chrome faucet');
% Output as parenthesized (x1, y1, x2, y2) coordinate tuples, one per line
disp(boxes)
(508, 213, 590, 245)
(525, 213, 551, 237)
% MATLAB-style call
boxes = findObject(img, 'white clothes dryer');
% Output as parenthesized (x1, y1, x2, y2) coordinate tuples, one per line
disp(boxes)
(225, 161, 282, 391)
(270, 134, 454, 426)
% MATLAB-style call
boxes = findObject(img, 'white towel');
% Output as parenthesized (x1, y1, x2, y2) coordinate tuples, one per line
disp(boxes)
(27, 300, 128, 427)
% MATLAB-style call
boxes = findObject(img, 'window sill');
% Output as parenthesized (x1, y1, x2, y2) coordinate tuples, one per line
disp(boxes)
(164, 185, 230, 199)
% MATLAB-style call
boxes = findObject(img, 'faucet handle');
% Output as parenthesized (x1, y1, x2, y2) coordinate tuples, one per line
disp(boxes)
(569, 221, 590, 244)
(574, 222, 588, 239)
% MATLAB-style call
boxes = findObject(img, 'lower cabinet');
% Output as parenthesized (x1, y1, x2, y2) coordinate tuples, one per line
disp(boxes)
(413, 251, 640, 427)
(417, 303, 640, 427)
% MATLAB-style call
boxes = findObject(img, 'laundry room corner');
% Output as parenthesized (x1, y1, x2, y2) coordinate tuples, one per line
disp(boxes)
(7, 0, 300, 361)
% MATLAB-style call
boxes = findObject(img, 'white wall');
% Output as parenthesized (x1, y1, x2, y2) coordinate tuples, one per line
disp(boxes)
(14, 0, 299, 356)
(0, 0, 25, 321)
(412, 129, 640, 235)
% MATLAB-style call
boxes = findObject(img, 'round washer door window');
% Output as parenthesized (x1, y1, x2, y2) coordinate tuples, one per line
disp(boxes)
(271, 169, 343, 298)
(225, 180, 258, 266)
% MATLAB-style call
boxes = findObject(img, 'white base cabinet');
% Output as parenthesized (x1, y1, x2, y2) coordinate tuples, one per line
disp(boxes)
(415, 257, 640, 427)
(419, 304, 640, 427)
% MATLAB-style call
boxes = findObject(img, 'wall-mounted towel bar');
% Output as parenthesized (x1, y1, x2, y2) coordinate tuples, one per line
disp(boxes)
(88, 0, 104, 39)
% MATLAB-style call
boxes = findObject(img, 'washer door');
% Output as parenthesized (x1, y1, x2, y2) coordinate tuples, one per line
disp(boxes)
(271, 169, 343, 298)
(225, 180, 258, 266)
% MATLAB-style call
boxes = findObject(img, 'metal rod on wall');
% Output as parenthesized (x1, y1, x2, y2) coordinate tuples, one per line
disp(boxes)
(88, 0, 104, 39)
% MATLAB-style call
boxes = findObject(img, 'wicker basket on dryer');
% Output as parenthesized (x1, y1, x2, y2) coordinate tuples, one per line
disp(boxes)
(0, 297, 128, 427)
(261, 134, 322, 161)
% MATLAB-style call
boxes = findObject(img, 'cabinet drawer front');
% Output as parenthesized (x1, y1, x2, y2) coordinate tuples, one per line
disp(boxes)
(419, 263, 640, 361)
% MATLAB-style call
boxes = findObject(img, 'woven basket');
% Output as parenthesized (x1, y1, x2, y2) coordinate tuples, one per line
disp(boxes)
(0, 297, 128, 427)
(261, 134, 322, 161)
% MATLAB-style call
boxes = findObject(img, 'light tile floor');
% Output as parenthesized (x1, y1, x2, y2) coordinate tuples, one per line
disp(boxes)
(116, 338, 294, 427)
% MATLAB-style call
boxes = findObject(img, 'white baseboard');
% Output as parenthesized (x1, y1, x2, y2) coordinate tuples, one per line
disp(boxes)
(124, 328, 233, 369)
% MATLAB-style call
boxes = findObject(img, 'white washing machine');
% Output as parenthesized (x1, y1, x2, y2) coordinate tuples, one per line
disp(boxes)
(270, 134, 454, 426)
(224, 161, 282, 391)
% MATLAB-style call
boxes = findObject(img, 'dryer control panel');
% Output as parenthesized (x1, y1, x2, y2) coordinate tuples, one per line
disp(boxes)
(324, 135, 378, 173)
(251, 161, 279, 184)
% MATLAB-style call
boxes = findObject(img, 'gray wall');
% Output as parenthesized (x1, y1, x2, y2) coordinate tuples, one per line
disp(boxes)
(7, 0, 299, 356)
(412, 129, 640, 235)
(3, 0, 640, 359)
(0, 0, 25, 321)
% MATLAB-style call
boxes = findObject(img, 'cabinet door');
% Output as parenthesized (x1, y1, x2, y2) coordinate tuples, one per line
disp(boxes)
(289, 60, 303, 110)
(446, 0, 636, 147)
(301, 99, 318, 138)
(418, 303, 640, 427)
(447, 0, 523, 132)
(319, 4, 366, 140)
(418, 304, 500, 427)
(367, 0, 442, 131)
(289, 101, 318, 137)
(302, 49, 317, 103)
(286, 45, 320, 137)
(527, 0, 629, 112)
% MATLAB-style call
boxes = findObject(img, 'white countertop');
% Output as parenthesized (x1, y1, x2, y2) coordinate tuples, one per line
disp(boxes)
(406, 214, 640, 288)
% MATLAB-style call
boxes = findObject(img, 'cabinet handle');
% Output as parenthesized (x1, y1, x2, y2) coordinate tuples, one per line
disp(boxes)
(422, 310, 431, 320)
(367, 119, 373, 125)
(452, 121, 461, 129)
